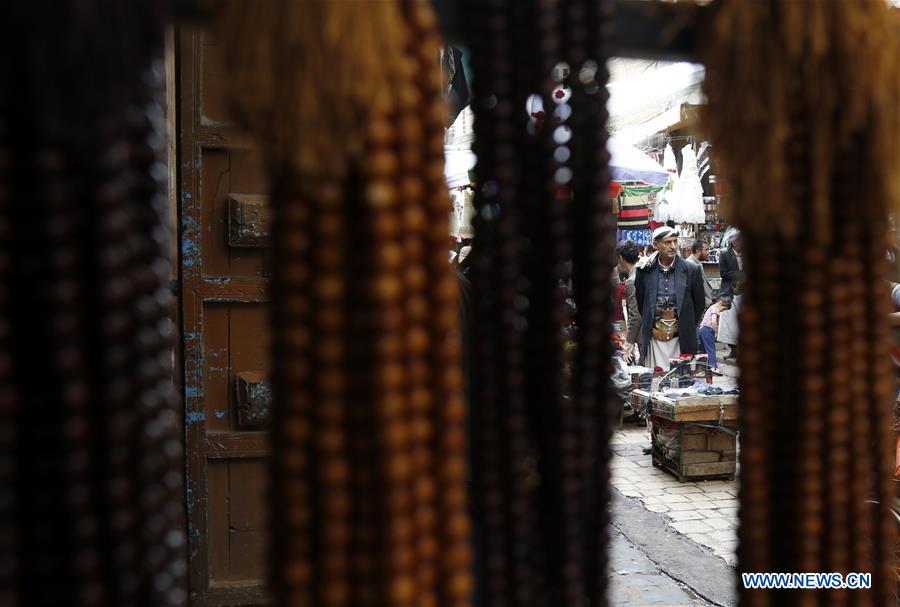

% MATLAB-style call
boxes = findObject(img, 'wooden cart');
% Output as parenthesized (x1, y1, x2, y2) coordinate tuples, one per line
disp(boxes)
(635, 390, 739, 482)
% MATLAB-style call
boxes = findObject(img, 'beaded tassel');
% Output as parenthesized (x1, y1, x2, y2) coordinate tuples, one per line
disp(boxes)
(218, 2, 472, 605)
(704, 1, 900, 604)
(401, 4, 473, 606)
(465, 1, 519, 604)
(0, 85, 15, 607)
(0, 2, 187, 603)
(464, 0, 614, 604)
(561, 0, 615, 602)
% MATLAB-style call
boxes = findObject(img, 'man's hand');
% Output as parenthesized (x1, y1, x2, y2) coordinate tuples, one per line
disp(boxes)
(623, 342, 636, 363)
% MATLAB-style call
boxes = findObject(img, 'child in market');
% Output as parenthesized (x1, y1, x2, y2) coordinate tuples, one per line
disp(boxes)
(698, 295, 732, 373)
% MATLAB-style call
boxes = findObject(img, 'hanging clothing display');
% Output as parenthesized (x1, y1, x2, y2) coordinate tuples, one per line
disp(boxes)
(654, 189, 675, 223)
(670, 144, 705, 224)
(617, 194, 650, 230)
(617, 229, 652, 246)
(663, 143, 677, 175)
(654, 144, 678, 223)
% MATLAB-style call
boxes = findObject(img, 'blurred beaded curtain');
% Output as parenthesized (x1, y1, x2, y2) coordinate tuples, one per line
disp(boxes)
(463, 0, 615, 605)
(702, 0, 900, 604)
(213, 1, 472, 606)
(0, 1, 187, 606)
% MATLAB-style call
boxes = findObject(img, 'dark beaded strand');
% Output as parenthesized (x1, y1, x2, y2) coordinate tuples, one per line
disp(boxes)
(0, 98, 17, 607)
(465, 0, 517, 604)
(464, 0, 615, 605)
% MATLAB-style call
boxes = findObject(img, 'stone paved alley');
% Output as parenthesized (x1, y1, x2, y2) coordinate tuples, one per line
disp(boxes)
(612, 425, 739, 566)
(607, 360, 740, 606)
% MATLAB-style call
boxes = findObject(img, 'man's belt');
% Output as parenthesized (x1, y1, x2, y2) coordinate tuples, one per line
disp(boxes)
(653, 319, 678, 342)
(653, 307, 678, 342)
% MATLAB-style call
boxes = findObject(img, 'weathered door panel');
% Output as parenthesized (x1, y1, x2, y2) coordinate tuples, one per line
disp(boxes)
(178, 27, 272, 606)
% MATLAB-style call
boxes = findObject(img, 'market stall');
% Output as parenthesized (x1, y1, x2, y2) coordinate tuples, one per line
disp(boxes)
(630, 359, 739, 482)
(608, 137, 668, 246)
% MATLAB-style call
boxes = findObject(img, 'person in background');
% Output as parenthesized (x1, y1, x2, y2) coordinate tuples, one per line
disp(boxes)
(612, 267, 626, 328)
(717, 229, 743, 360)
(635, 227, 705, 371)
(888, 282, 900, 478)
(615, 240, 642, 363)
(685, 238, 714, 307)
(887, 227, 900, 283)
(718, 231, 743, 299)
(698, 295, 732, 373)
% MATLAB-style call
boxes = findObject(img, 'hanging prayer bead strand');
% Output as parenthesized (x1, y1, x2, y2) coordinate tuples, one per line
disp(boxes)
(401, 2, 474, 604)
(388, 49, 439, 607)
(562, 0, 616, 602)
(364, 98, 419, 607)
(734, 238, 773, 607)
(268, 177, 315, 607)
(0, 101, 17, 607)
(311, 179, 352, 607)
(862, 228, 897, 604)
(42, 139, 104, 605)
(95, 126, 143, 606)
(704, 2, 899, 599)
(464, 0, 517, 603)
(124, 78, 187, 605)
(798, 246, 827, 576)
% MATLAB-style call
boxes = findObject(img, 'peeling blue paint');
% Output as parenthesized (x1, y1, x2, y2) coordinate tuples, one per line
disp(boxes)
(186, 411, 205, 424)
(182, 237, 200, 269)
(187, 519, 200, 557)
(214, 410, 226, 418)
(185, 386, 200, 398)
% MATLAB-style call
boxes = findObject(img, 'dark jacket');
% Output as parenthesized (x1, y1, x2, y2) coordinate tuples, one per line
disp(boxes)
(718, 248, 743, 299)
(624, 267, 641, 345)
(634, 255, 705, 364)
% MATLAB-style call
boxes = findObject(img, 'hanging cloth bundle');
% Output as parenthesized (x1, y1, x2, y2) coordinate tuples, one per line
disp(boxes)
(617, 193, 651, 230)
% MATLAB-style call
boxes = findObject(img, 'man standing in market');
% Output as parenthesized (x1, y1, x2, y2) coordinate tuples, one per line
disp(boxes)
(685, 238, 715, 308)
(635, 226, 706, 371)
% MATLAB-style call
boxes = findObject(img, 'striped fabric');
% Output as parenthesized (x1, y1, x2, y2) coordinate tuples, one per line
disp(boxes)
(617, 194, 650, 230)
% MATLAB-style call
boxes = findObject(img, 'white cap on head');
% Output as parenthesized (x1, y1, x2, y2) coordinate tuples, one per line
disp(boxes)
(652, 226, 679, 241)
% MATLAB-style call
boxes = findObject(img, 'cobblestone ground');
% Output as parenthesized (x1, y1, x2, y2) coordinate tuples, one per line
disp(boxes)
(611, 424, 739, 566)
(609, 529, 717, 606)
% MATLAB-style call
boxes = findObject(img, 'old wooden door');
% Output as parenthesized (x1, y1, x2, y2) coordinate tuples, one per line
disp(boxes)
(178, 27, 272, 606)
